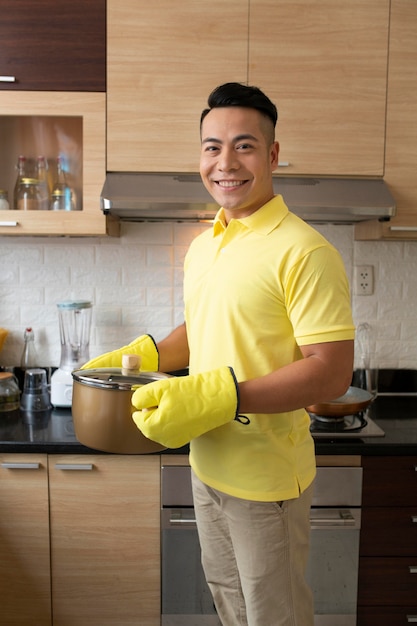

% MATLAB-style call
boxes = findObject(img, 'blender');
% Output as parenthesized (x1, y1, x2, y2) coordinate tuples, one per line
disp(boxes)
(51, 300, 92, 407)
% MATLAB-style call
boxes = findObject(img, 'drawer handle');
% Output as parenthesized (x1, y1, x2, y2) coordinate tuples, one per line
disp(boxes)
(1, 462, 40, 469)
(409, 566, 417, 574)
(0, 221, 18, 227)
(0, 75, 16, 82)
(412, 516, 417, 524)
(390, 226, 417, 232)
(54, 463, 94, 471)
(407, 617, 417, 623)
(277, 161, 290, 167)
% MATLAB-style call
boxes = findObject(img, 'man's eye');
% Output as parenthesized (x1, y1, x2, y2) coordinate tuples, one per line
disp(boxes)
(237, 143, 252, 150)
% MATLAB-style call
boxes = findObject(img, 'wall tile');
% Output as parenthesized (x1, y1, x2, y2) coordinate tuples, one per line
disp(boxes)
(1, 224, 417, 369)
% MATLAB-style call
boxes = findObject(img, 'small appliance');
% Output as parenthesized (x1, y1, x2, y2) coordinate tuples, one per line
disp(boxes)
(51, 300, 92, 407)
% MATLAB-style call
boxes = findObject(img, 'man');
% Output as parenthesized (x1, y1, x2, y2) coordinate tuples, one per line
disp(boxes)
(84, 82, 355, 625)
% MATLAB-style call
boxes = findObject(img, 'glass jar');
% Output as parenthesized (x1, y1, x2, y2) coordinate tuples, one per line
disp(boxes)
(0, 189, 9, 210)
(50, 189, 67, 211)
(17, 178, 41, 211)
(0, 372, 21, 412)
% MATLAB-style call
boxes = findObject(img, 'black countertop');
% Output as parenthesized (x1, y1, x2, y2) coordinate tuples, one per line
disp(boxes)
(1, 395, 417, 456)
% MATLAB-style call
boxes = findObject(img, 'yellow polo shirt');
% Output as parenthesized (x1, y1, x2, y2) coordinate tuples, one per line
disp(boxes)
(184, 195, 355, 501)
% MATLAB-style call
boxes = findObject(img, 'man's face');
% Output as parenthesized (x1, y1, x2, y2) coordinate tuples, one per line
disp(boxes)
(200, 106, 279, 221)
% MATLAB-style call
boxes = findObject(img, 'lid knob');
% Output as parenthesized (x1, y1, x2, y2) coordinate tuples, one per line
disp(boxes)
(122, 354, 141, 372)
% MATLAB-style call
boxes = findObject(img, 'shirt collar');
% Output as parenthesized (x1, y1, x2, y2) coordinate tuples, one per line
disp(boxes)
(212, 195, 289, 237)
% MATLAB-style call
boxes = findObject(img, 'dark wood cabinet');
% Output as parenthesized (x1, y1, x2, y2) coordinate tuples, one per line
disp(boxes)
(357, 456, 417, 625)
(0, 0, 105, 91)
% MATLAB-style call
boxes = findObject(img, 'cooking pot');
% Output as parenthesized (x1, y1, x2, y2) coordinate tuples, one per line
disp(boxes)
(307, 386, 373, 417)
(72, 368, 171, 454)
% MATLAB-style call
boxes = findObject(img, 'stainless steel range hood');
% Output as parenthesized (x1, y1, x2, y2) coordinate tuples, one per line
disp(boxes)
(100, 173, 396, 224)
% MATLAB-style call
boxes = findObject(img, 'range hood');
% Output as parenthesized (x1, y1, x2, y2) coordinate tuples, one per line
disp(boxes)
(100, 173, 396, 224)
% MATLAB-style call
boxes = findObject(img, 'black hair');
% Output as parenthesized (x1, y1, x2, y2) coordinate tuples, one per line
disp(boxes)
(200, 82, 278, 130)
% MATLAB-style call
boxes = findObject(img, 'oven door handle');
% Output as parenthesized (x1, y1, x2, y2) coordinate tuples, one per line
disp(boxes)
(165, 508, 360, 529)
(309, 508, 361, 530)
(169, 516, 197, 525)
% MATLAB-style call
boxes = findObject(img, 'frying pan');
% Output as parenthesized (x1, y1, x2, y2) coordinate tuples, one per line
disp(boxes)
(307, 386, 374, 417)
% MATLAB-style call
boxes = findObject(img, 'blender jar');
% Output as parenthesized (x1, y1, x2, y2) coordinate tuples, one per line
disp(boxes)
(51, 300, 92, 407)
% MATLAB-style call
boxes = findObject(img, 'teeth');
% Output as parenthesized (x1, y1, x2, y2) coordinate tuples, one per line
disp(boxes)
(217, 180, 244, 188)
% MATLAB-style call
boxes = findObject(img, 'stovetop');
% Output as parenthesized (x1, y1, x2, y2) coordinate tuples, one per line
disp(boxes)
(310, 411, 385, 439)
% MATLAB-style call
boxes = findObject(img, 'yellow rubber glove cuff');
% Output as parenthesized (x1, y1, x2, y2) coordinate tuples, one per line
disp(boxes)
(80, 334, 159, 371)
(131, 366, 241, 448)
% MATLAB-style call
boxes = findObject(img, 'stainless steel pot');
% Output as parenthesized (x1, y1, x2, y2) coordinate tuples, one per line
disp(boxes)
(307, 386, 373, 417)
(72, 368, 171, 454)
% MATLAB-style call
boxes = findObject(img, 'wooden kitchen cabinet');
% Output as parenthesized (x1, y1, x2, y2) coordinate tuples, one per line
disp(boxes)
(107, 0, 248, 172)
(107, 0, 389, 177)
(49, 454, 160, 626)
(0, 0, 105, 92)
(0, 454, 51, 626)
(355, 0, 417, 241)
(357, 456, 417, 625)
(0, 453, 161, 626)
(249, 0, 390, 177)
(0, 92, 118, 237)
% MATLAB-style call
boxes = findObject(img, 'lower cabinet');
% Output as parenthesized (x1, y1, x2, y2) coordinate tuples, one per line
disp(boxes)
(0, 454, 161, 626)
(0, 454, 51, 626)
(357, 456, 417, 625)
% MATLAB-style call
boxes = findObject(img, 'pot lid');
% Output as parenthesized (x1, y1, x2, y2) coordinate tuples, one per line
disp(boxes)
(72, 367, 170, 390)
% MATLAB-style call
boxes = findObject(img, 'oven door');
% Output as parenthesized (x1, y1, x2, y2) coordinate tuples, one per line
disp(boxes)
(161, 507, 220, 626)
(161, 505, 361, 626)
(308, 507, 361, 626)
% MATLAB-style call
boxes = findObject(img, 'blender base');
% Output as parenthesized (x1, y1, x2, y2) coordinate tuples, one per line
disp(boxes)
(51, 368, 74, 407)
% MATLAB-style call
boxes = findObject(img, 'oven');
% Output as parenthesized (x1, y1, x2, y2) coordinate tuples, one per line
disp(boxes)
(161, 456, 363, 626)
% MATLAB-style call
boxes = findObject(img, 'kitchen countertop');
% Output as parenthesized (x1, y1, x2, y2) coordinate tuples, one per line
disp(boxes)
(1, 394, 417, 456)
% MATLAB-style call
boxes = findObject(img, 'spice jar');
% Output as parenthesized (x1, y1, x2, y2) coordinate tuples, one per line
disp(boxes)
(0, 189, 9, 210)
(17, 178, 41, 211)
(0, 372, 21, 412)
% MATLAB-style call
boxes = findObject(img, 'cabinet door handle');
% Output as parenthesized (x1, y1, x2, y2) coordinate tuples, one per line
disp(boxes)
(1, 462, 40, 469)
(277, 161, 290, 167)
(0, 221, 19, 227)
(409, 566, 417, 574)
(412, 516, 417, 524)
(407, 616, 417, 623)
(54, 463, 94, 471)
(0, 75, 16, 82)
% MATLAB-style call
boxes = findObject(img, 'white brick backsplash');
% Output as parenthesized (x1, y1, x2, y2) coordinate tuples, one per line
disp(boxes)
(1, 224, 417, 370)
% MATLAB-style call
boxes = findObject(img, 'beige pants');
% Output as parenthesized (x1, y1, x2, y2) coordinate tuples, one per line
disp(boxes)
(191, 470, 314, 626)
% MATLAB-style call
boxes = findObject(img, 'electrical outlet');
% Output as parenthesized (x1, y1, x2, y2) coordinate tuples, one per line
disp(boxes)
(353, 265, 374, 295)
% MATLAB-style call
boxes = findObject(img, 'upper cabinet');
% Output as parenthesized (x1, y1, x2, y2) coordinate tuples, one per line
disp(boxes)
(355, 0, 417, 240)
(107, 0, 249, 172)
(0, 92, 118, 237)
(107, 0, 390, 177)
(0, 0, 106, 92)
(0, 0, 117, 237)
(249, 0, 390, 177)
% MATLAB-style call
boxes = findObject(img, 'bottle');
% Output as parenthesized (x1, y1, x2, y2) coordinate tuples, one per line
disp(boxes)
(21, 327, 38, 369)
(0, 189, 9, 210)
(13, 155, 27, 209)
(36, 156, 50, 211)
(17, 178, 41, 211)
(51, 156, 75, 211)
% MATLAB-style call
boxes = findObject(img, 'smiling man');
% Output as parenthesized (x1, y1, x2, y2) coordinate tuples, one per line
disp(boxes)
(84, 82, 355, 625)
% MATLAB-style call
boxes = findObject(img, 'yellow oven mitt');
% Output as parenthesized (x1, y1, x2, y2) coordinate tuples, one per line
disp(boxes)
(80, 334, 159, 371)
(131, 366, 242, 448)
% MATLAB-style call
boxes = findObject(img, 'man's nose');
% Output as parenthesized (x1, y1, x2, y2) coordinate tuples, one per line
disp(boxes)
(218, 148, 239, 171)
